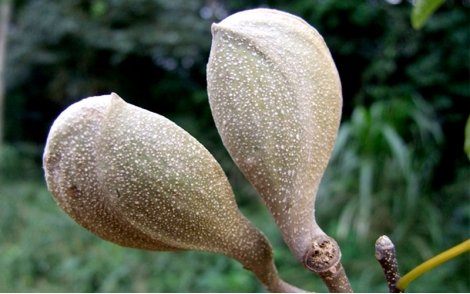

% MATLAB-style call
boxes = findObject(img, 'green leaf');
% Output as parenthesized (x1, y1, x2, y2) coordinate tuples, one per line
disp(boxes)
(411, 0, 445, 30)
(382, 125, 409, 175)
(465, 115, 470, 160)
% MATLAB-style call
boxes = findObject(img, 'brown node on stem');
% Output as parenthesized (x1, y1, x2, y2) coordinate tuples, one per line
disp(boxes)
(304, 235, 353, 293)
(304, 235, 340, 272)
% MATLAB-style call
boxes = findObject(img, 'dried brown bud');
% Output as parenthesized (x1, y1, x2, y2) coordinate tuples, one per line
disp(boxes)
(43, 93, 303, 292)
(207, 9, 342, 261)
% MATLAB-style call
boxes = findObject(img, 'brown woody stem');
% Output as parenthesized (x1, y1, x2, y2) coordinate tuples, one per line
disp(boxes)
(303, 235, 353, 292)
(375, 235, 403, 293)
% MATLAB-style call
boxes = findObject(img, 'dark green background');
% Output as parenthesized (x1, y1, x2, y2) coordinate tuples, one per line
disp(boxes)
(1, 0, 469, 292)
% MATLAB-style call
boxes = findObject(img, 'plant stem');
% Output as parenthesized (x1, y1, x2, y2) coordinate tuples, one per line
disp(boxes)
(303, 235, 353, 292)
(375, 235, 403, 293)
(396, 238, 470, 291)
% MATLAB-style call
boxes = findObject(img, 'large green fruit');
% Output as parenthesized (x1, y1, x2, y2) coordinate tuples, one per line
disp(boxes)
(43, 93, 302, 292)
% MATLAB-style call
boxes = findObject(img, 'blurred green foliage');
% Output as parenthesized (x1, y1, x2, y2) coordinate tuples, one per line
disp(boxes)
(1, 0, 469, 292)
(465, 116, 470, 159)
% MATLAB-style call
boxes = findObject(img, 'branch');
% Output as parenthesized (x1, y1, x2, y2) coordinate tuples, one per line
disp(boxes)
(375, 235, 403, 293)
(304, 235, 353, 292)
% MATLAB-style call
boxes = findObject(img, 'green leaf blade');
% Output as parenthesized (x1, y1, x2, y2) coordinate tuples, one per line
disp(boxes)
(411, 0, 445, 30)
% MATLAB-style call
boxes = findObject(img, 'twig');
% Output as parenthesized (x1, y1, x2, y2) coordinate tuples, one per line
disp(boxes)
(304, 235, 353, 292)
(375, 235, 403, 293)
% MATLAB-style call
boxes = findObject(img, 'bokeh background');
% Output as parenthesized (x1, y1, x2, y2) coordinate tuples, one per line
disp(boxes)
(0, 0, 469, 292)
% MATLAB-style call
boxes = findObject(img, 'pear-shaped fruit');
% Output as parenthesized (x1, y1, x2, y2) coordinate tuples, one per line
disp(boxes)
(207, 8, 342, 266)
(43, 93, 303, 292)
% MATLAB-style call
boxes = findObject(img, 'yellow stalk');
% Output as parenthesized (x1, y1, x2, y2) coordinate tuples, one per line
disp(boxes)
(397, 239, 470, 291)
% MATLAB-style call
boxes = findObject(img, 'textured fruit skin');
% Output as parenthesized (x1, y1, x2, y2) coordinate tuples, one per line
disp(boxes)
(207, 9, 342, 261)
(43, 93, 303, 292)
